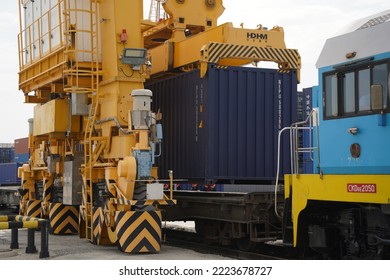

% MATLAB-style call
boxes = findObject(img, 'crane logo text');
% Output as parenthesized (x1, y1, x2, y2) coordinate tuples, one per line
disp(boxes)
(247, 33, 268, 40)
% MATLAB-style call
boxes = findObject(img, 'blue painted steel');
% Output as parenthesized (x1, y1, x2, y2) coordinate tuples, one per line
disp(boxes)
(316, 52, 390, 175)
(0, 162, 21, 185)
(147, 65, 298, 183)
(14, 153, 30, 163)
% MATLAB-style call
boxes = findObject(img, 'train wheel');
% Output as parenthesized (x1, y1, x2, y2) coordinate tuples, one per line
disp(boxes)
(26, 199, 42, 218)
(115, 210, 162, 253)
(48, 203, 79, 235)
(195, 219, 219, 244)
(92, 207, 112, 245)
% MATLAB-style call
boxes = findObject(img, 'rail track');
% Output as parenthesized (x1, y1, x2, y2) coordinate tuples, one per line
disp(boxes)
(163, 228, 291, 260)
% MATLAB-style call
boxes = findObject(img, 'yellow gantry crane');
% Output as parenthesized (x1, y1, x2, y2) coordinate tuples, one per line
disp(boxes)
(16, 0, 300, 253)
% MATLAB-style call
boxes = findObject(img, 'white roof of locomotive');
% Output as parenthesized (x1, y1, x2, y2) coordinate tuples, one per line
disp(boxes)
(316, 10, 390, 69)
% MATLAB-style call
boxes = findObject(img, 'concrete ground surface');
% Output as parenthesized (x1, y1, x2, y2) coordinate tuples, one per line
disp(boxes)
(0, 227, 230, 260)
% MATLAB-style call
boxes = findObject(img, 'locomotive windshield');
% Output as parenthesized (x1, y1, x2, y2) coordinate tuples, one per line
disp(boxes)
(323, 59, 390, 119)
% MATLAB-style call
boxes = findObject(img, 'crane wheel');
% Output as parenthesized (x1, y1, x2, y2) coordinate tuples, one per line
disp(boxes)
(26, 199, 42, 218)
(92, 207, 112, 245)
(114, 210, 162, 253)
(48, 203, 79, 235)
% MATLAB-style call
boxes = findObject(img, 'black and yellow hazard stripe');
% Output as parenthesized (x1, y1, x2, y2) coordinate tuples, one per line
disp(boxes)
(0, 215, 10, 222)
(92, 207, 112, 245)
(106, 179, 117, 198)
(92, 207, 101, 244)
(26, 200, 42, 218)
(48, 203, 79, 235)
(42, 182, 52, 204)
(115, 210, 162, 253)
(204, 42, 301, 70)
(134, 199, 176, 207)
(18, 187, 29, 215)
(111, 197, 132, 206)
(14, 215, 44, 223)
(0, 221, 40, 230)
(0, 214, 45, 229)
(19, 187, 29, 201)
(110, 198, 176, 207)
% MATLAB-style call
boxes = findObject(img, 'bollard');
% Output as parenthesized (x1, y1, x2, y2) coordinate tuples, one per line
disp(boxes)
(10, 228, 19, 249)
(39, 221, 49, 258)
(26, 228, 37, 254)
(0, 215, 50, 259)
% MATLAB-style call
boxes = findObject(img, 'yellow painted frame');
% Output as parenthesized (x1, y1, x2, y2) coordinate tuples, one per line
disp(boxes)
(285, 174, 390, 246)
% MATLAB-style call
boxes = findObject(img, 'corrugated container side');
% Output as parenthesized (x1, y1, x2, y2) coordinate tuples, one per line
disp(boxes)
(0, 148, 14, 163)
(14, 137, 29, 155)
(10, 149, 15, 163)
(302, 87, 314, 174)
(0, 143, 14, 148)
(0, 163, 21, 185)
(147, 66, 298, 183)
(14, 153, 30, 163)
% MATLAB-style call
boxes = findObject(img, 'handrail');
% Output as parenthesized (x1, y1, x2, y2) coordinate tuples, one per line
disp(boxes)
(274, 109, 319, 219)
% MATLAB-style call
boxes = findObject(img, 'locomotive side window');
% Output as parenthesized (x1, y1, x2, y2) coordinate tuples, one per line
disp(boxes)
(325, 75, 338, 117)
(343, 72, 355, 114)
(358, 69, 370, 111)
(323, 60, 390, 119)
(372, 63, 388, 109)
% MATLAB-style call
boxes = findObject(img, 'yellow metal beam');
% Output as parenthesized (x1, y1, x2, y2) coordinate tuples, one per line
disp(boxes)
(286, 174, 390, 247)
(148, 23, 301, 80)
(18, 48, 67, 95)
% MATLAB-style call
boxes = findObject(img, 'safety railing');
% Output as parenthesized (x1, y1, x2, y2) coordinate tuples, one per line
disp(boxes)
(274, 109, 319, 219)
(0, 215, 49, 259)
(18, 1, 65, 70)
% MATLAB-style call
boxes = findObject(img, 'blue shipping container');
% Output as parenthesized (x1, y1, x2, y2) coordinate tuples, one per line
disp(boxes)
(147, 65, 298, 183)
(0, 147, 14, 163)
(301, 87, 314, 174)
(14, 153, 30, 163)
(0, 162, 21, 186)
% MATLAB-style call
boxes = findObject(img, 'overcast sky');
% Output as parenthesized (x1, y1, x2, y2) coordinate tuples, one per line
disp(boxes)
(0, 1, 389, 143)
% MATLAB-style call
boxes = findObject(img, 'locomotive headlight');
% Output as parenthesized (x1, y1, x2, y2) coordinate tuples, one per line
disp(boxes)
(348, 127, 359, 135)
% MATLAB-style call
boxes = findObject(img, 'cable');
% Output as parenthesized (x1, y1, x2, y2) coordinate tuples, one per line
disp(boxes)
(94, 116, 133, 134)
(119, 66, 134, 78)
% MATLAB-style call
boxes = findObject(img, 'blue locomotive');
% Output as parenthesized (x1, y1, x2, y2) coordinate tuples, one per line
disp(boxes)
(284, 10, 390, 258)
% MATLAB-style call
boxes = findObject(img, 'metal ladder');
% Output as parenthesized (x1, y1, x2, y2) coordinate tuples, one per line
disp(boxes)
(274, 109, 319, 220)
(290, 109, 320, 175)
(63, 0, 101, 241)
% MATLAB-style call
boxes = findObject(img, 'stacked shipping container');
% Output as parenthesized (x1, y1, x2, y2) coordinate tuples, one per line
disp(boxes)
(14, 137, 29, 163)
(0, 144, 14, 164)
(0, 137, 29, 185)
